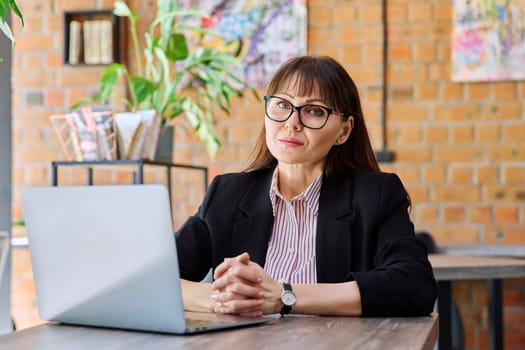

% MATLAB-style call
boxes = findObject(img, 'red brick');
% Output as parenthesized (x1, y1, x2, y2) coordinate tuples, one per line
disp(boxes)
(502, 124, 525, 142)
(466, 84, 490, 100)
(391, 146, 431, 162)
(503, 166, 525, 184)
(388, 43, 411, 61)
(415, 82, 438, 100)
(388, 63, 428, 83)
(16, 35, 54, 51)
(431, 22, 451, 40)
(388, 23, 429, 42)
(425, 125, 448, 143)
(494, 207, 519, 224)
(431, 225, 479, 244)
(396, 124, 422, 143)
(440, 82, 464, 101)
(429, 62, 451, 80)
(433, 185, 480, 202)
(390, 86, 414, 103)
(387, 105, 429, 121)
(433, 2, 453, 21)
(492, 82, 518, 100)
(414, 43, 436, 62)
(481, 103, 522, 120)
(386, 3, 407, 23)
(487, 145, 525, 162)
(476, 166, 499, 184)
(434, 146, 484, 163)
(423, 164, 445, 183)
(341, 46, 363, 63)
(358, 4, 381, 23)
(503, 288, 525, 307)
(334, 7, 357, 24)
(408, 3, 432, 22)
(477, 124, 501, 143)
(449, 166, 473, 184)
(433, 104, 481, 121)
(451, 125, 474, 143)
(484, 226, 525, 244)
(363, 44, 382, 63)
(484, 186, 525, 202)
(395, 165, 421, 183)
(443, 206, 466, 223)
(469, 207, 492, 224)
(415, 206, 438, 224)
(309, 6, 332, 26)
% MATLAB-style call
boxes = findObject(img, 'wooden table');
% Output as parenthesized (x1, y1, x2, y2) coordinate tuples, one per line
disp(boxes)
(429, 254, 525, 350)
(0, 314, 438, 350)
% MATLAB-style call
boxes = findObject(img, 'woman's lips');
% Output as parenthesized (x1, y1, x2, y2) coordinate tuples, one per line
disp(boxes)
(279, 137, 304, 147)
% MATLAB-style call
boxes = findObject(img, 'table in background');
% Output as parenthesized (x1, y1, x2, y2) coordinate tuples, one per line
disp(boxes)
(51, 160, 209, 202)
(0, 314, 438, 350)
(429, 254, 525, 350)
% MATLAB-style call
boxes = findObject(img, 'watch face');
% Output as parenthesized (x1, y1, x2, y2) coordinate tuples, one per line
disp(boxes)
(282, 291, 296, 306)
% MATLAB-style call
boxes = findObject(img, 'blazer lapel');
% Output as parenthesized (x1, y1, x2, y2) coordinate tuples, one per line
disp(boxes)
(231, 170, 274, 267)
(316, 175, 354, 283)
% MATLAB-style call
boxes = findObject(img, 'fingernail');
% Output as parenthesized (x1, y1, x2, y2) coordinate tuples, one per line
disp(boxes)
(211, 293, 218, 301)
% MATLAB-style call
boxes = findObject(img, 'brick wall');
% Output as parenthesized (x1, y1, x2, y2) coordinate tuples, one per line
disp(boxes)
(9, 1, 525, 349)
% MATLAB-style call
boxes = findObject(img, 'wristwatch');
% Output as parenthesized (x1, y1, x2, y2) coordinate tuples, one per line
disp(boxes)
(280, 282, 296, 316)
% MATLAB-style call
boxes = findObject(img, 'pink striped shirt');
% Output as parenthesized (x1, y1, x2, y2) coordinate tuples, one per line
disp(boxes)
(264, 169, 322, 284)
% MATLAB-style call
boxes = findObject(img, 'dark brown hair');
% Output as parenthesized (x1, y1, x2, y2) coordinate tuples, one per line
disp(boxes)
(244, 55, 380, 177)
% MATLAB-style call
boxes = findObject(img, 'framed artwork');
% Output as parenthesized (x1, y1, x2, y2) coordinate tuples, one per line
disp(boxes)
(452, 0, 525, 82)
(180, 0, 307, 87)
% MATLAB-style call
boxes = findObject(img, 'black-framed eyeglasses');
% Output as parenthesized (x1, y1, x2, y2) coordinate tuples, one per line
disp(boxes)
(263, 95, 346, 130)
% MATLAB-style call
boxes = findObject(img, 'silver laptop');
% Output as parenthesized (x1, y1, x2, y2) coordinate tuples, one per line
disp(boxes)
(21, 184, 274, 334)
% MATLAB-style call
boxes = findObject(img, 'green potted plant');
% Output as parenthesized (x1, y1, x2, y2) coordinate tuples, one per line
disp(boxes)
(0, 0, 23, 61)
(73, 0, 246, 159)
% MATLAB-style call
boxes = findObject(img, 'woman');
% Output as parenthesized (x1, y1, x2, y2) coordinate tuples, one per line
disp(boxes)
(176, 55, 438, 317)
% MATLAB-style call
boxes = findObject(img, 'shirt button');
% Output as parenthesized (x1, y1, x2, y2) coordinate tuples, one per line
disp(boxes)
(288, 247, 295, 254)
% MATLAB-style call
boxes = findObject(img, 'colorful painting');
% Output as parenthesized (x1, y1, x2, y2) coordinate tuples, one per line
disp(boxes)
(180, 0, 307, 87)
(452, 0, 525, 82)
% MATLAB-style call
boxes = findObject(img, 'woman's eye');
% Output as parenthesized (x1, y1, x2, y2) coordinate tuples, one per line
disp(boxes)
(277, 101, 291, 109)
(306, 107, 326, 117)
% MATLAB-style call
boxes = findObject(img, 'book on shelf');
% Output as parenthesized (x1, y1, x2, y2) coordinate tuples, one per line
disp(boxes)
(82, 19, 113, 65)
(68, 20, 81, 64)
(99, 20, 113, 64)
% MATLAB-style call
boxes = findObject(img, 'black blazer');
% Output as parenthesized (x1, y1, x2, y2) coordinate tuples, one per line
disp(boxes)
(175, 169, 438, 316)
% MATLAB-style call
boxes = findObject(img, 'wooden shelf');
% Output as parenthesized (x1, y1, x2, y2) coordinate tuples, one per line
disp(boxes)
(63, 10, 124, 66)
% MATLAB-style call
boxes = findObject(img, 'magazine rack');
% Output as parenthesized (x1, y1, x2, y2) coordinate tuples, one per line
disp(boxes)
(50, 110, 117, 161)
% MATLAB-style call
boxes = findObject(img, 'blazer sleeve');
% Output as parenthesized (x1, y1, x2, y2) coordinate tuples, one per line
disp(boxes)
(350, 174, 438, 316)
(174, 176, 219, 282)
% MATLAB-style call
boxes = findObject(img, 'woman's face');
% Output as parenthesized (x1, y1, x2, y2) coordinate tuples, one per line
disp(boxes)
(265, 85, 353, 168)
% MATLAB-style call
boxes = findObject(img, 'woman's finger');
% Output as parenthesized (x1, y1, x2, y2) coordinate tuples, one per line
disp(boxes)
(214, 298, 264, 315)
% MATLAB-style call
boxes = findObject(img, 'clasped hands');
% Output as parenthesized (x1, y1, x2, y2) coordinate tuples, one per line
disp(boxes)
(211, 252, 282, 317)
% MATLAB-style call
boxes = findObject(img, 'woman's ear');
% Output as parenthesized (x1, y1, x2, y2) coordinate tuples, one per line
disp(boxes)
(337, 116, 354, 144)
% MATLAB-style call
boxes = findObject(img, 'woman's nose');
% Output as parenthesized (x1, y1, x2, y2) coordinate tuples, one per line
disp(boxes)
(285, 109, 302, 130)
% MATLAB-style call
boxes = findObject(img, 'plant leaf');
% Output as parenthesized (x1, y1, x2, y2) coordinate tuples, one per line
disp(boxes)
(98, 63, 127, 102)
(0, 20, 15, 45)
(9, 0, 24, 26)
(165, 33, 188, 61)
(130, 76, 156, 105)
